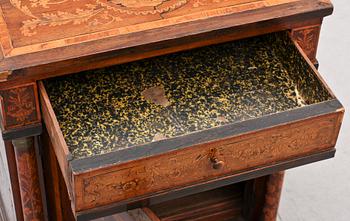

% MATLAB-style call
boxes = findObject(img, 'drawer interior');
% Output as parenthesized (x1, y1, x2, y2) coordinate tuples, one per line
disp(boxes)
(43, 31, 333, 161)
(39, 31, 343, 216)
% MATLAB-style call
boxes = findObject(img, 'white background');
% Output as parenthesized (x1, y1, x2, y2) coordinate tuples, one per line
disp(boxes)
(278, 0, 350, 220)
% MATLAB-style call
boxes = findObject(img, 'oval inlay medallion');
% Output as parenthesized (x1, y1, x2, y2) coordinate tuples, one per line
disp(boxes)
(98, 0, 188, 15)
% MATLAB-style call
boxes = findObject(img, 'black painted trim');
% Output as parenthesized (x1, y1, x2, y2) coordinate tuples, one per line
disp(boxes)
(314, 59, 319, 69)
(2, 124, 42, 140)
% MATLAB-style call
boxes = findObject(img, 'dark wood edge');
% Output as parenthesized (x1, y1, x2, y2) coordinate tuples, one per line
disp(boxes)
(243, 175, 267, 221)
(71, 99, 343, 173)
(75, 149, 336, 220)
(0, 95, 5, 132)
(34, 136, 49, 220)
(0, 0, 333, 79)
(314, 59, 319, 69)
(1, 123, 42, 140)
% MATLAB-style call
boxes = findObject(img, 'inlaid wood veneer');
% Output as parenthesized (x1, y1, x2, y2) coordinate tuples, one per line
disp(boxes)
(0, 0, 342, 220)
(37, 32, 343, 218)
(0, 0, 334, 76)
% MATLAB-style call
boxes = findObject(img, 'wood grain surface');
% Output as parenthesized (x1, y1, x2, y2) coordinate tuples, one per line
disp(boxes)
(291, 25, 321, 63)
(0, 83, 40, 132)
(42, 32, 333, 160)
(0, 0, 310, 49)
(0, 0, 333, 73)
(36, 31, 344, 214)
(12, 137, 44, 221)
(73, 112, 341, 211)
(150, 184, 244, 221)
(0, 0, 341, 220)
(262, 172, 285, 221)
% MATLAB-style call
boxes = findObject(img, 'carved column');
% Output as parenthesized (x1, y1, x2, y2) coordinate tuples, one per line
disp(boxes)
(12, 137, 44, 221)
(262, 172, 285, 221)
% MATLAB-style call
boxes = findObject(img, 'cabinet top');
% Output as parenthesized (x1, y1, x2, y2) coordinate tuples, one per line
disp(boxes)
(0, 0, 332, 72)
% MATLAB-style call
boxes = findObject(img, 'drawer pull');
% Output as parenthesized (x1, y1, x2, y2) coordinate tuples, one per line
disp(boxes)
(210, 157, 224, 170)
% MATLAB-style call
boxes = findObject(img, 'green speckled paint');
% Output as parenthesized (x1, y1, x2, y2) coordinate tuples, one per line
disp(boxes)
(44, 32, 332, 159)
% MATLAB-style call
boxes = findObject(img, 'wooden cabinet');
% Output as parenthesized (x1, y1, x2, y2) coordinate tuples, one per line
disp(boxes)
(38, 32, 343, 219)
(0, 0, 343, 221)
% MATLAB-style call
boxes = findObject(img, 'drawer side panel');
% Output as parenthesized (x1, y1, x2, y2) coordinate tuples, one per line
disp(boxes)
(38, 82, 73, 200)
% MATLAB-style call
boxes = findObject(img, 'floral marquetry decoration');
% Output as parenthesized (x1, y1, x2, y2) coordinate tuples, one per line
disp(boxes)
(6, 0, 258, 36)
(97, 0, 189, 15)
(291, 25, 321, 63)
(0, 83, 40, 130)
(111, 0, 172, 7)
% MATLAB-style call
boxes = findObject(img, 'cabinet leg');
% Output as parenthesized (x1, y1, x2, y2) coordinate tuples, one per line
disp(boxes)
(262, 171, 285, 221)
(12, 137, 45, 221)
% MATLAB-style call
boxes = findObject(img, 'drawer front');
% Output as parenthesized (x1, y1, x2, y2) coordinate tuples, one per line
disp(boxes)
(75, 112, 341, 211)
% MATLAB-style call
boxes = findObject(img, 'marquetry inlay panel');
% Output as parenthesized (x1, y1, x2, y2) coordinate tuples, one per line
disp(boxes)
(12, 137, 45, 221)
(74, 113, 338, 211)
(0, 83, 40, 131)
(0, 0, 298, 55)
(291, 25, 321, 63)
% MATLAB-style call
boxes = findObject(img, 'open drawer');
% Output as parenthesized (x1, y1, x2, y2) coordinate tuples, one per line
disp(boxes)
(39, 32, 344, 219)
